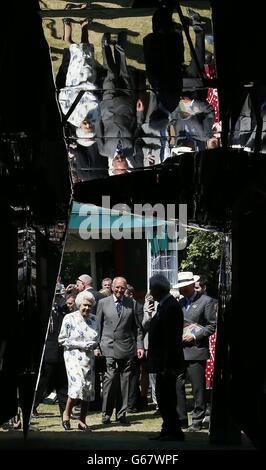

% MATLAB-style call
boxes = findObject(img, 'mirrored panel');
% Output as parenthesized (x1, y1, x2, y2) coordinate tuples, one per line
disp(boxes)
(39, 0, 220, 182)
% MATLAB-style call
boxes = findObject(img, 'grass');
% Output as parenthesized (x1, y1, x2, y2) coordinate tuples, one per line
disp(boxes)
(0, 399, 254, 451)
(38, 1, 213, 79)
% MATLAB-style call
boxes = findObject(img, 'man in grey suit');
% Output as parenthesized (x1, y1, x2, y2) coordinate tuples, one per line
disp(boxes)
(96, 277, 144, 425)
(174, 272, 216, 432)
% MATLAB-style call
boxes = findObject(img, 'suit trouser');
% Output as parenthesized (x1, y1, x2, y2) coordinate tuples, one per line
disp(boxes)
(102, 356, 134, 420)
(127, 357, 140, 410)
(102, 43, 132, 93)
(156, 372, 182, 435)
(176, 360, 206, 426)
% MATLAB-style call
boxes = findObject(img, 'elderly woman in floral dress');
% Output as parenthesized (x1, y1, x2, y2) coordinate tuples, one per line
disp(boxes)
(58, 17, 100, 139)
(58, 290, 99, 431)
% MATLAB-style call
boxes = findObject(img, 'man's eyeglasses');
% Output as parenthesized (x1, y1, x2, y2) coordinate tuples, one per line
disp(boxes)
(76, 279, 85, 285)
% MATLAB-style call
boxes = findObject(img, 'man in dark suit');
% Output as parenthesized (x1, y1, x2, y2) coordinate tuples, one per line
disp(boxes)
(143, 6, 184, 113)
(174, 272, 217, 431)
(145, 274, 185, 441)
(96, 277, 144, 425)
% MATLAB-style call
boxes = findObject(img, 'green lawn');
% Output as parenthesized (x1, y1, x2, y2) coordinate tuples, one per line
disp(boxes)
(39, 1, 213, 79)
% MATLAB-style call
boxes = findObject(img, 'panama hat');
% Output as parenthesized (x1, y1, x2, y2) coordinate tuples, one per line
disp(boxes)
(173, 272, 200, 288)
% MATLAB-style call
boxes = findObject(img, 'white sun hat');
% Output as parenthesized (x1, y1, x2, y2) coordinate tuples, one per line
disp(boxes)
(173, 271, 200, 288)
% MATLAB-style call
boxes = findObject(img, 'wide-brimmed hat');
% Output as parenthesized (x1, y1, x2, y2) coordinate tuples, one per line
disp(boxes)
(173, 272, 200, 288)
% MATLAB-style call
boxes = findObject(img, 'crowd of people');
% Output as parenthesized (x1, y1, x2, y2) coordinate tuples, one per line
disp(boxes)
(32, 270, 217, 440)
(55, 4, 221, 182)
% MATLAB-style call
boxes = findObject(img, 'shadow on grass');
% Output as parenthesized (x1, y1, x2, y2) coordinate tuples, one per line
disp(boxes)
(0, 429, 211, 450)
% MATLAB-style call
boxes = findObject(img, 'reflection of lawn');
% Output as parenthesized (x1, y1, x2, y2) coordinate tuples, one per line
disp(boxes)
(39, 2, 212, 78)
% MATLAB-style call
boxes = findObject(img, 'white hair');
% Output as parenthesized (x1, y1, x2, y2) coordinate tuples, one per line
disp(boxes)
(170, 288, 180, 299)
(78, 274, 93, 287)
(149, 274, 170, 292)
(76, 127, 95, 147)
(75, 291, 96, 308)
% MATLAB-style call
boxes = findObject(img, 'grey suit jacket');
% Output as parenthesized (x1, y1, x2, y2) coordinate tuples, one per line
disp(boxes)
(179, 293, 216, 361)
(96, 295, 144, 360)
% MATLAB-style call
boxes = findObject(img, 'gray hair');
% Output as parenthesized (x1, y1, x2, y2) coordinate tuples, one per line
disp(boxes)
(75, 291, 96, 308)
(149, 274, 170, 292)
(77, 274, 93, 287)
(112, 277, 127, 287)
(170, 288, 180, 299)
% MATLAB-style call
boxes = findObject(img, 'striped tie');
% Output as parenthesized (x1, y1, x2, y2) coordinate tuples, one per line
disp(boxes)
(116, 300, 122, 317)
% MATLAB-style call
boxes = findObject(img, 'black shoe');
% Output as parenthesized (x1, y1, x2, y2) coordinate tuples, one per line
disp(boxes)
(62, 18, 77, 25)
(102, 417, 111, 425)
(127, 407, 138, 413)
(186, 424, 202, 432)
(65, 2, 90, 9)
(78, 423, 92, 432)
(187, 8, 205, 26)
(102, 32, 111, 48)
(116, 416, 131, 426)
(62, 420, 71, 431)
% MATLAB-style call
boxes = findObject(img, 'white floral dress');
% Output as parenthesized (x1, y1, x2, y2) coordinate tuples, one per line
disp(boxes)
(58, 43, 100, 128)
(58, 310, 99, 401)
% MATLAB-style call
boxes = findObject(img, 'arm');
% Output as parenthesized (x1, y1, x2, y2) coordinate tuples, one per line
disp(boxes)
(95, 299, 104, 354)
(58, 315, 94, 351)
(133, 302, 144, 358)
(194, 298, 217, 341)
(142, 300, 155, 331)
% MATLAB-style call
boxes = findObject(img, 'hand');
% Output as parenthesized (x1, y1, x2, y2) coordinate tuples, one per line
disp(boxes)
(182, 333, 195, 343)
(137, 348, 145, 359)
(147, 154, 155, 165)
(136, 99, 144, 112)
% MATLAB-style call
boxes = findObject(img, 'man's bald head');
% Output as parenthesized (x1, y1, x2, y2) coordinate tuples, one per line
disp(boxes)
(76, 274, 93, 292)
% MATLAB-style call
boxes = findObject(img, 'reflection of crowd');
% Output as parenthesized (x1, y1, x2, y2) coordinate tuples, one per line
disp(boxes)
(56, 5, 221, 183)
(33, 269, 217, 439)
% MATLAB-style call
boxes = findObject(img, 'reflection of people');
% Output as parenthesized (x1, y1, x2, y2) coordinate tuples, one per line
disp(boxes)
(58, 291, 99, 431)
(96, 33, 140, 171)
(101, 278, 112, 290)
(174, 272, 216, 432)
(143, 6, 184, 113)
(146, 275, 184, 441)
(170, 93, 215, 152)
(58, 18, 100, 136)
(111, 151, 129, 175)
(96, 277, 144, 425)
(64, 2, 91, 10)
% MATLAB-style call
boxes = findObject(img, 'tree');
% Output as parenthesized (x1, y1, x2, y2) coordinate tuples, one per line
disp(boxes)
(179, 228, 223, 297)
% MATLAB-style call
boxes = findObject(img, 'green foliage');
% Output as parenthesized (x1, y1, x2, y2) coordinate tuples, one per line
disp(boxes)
(60, 251, 91, 287)
(180, 229, 223, 297)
